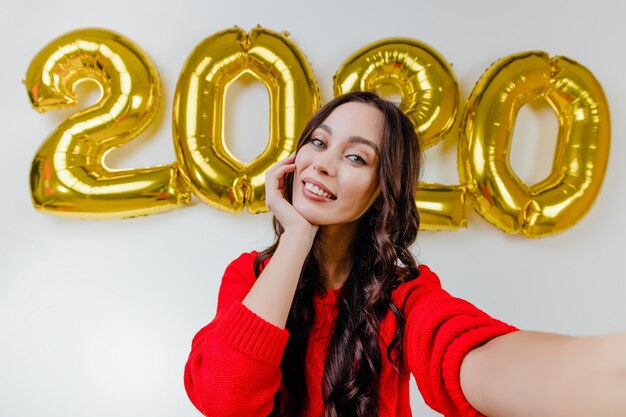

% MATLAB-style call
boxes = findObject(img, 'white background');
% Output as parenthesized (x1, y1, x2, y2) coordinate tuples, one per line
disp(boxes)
(1, 1, 625, 416)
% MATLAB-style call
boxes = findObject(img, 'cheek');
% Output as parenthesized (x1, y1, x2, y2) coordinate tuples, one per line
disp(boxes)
(291, 155, 305, 195)
(294, 156, 303, 171)
(294, 150, 315, 178)
(356, 177, 379, 206)
(295, 147, 311, 164)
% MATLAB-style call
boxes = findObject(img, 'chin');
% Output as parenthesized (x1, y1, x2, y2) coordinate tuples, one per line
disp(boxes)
(292, 200, 327, 225)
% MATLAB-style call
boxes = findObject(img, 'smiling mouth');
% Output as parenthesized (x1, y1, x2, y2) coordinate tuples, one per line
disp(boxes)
(303, 181, 337, 200)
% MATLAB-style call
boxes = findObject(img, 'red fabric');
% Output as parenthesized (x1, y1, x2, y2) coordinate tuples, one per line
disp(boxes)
(184, 252, 518, 416)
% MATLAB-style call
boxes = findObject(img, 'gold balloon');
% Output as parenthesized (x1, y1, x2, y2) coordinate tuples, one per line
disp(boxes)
(333, 38, 458, 148)
(459, 51, 610, 237)
(173, 26, 320, 213)
(416, 184, 467, 231)
(26, 28, 190, 219)
(333, 38, 465, 230)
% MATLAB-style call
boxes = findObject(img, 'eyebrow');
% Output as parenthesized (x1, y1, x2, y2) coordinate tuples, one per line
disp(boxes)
(318, 124, 380, 155)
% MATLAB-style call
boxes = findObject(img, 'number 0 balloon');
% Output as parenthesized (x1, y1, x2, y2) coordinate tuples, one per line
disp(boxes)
(459, 51, 610, 237)
(173, 26, 320, 213)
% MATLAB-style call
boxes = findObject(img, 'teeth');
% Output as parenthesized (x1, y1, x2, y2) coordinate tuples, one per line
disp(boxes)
(305, 182, 333, 199)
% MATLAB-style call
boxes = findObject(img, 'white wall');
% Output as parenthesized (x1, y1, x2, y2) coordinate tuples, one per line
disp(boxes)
(1, 1, 625, 416)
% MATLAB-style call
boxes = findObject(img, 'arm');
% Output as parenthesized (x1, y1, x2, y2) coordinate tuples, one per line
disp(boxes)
(184, 253, 291, 417)
(460, 330, 626, 417)
(241, 229, 315, 328)
(242, 151, 318, 328)
(184, 154, 317, 416)
(401, 266, 519, 417)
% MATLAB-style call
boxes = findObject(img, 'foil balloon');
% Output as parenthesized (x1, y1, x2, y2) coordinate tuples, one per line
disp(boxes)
(416, 183, 467, 231)
(26, 28, 190, 219)
(173, 25, 320, 213)
(459, 51, 610, 237)
(334, 38, 465, 230)
(333, 37, 458, 148)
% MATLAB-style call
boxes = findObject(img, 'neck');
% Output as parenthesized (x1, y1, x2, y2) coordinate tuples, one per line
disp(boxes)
(314, 222, 359, 290)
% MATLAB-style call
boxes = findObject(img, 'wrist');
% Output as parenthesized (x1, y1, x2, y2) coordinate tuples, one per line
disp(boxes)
(280, 225, 317, 248)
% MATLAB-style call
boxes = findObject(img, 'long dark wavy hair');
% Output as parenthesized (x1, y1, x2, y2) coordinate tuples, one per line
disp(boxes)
(254, 91, 423, 417)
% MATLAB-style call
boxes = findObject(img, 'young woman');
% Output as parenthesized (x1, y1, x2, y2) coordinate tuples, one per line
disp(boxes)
(184, 92, 626, 417)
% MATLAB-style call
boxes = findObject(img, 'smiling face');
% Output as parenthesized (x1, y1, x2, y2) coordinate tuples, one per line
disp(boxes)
(292, 102, 384, 226)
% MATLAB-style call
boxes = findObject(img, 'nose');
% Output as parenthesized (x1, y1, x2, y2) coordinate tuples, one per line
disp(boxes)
(313, 153, 336, 176)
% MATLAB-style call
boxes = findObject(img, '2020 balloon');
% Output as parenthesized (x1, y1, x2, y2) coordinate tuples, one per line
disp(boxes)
(25, 27, 610, 237)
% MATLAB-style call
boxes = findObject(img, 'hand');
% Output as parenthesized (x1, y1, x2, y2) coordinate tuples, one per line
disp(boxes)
(265, 153, 318, 239)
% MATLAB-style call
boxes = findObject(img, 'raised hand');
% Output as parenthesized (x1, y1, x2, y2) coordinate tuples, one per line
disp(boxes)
(239, 152, 319, 329)
(265, 152, 318, 239)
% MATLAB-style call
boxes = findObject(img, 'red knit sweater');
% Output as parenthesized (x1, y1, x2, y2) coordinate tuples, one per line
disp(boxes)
(184, 252, 518, 416)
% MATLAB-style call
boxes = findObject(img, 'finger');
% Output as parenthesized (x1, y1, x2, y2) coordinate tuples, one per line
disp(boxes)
(266, 157, 293, 178)
(274, 163, 296, 176)
(267, 163, 296, 181)
(273, 152, 297, 169)
(272, 166, 296, 191)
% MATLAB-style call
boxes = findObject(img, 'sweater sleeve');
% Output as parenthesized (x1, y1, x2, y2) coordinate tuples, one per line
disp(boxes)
(400, 265, 518, 417)
(184, 252, 290, 417)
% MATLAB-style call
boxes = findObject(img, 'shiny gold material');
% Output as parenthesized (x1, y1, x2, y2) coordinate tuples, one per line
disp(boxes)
(459, 51, 610, 237)
(333, 38, 465, 230)
(333, 38, 458, 148)
(416, 184, 467, 231)
(26, 28, 190, 219)
(173, 26, 320, 213)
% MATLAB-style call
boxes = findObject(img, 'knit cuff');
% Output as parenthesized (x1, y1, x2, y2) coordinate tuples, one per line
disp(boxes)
(441, 323, 519, 416)
(215, 301, 290, 367)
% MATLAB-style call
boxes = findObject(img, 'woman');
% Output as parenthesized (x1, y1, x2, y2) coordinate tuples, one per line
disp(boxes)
(184, 92, 626, 417)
